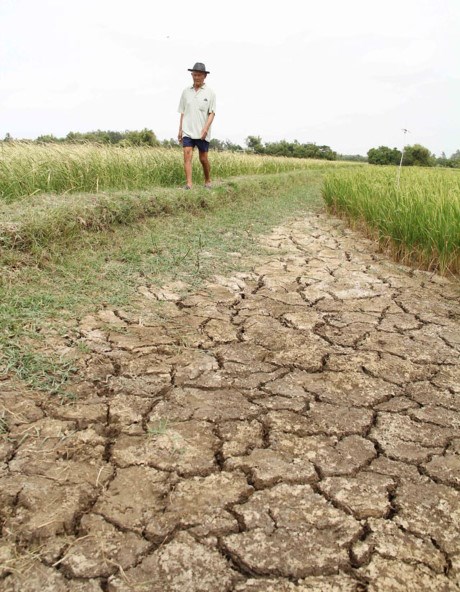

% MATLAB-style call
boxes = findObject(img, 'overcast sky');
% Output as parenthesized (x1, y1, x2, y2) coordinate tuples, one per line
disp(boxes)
(1, 0, 459, 156)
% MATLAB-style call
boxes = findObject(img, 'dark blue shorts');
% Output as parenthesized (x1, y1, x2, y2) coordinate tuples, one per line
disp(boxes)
(182, 137, 209, 152)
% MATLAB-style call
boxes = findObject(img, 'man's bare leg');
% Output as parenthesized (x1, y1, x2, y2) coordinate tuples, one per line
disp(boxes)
(199, 150, 211, 186)
(183, 147, 194, 187)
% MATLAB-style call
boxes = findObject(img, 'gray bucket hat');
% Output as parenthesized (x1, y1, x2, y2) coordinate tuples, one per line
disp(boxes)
(188, 62, 210, 74)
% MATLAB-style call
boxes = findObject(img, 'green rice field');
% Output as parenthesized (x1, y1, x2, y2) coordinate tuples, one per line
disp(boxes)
(322, 166, 460, 275)
(0, 142, 348, 203)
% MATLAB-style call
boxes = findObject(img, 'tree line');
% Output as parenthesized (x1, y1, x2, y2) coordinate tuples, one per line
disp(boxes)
(1, 131, 337, 160)
(244, 136, 337, 160)
(3, 129, 163, 147)
(367, 144, 460, 168)
(2, 131, 459, 167)
(3, 128, 337, 160)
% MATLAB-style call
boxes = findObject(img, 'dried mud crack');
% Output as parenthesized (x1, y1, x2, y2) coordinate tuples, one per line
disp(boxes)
(1, 213, 460, 591)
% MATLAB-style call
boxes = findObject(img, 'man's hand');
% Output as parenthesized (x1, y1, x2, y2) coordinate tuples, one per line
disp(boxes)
(200, 128, 208, 140)
(178, 130, 183, 142)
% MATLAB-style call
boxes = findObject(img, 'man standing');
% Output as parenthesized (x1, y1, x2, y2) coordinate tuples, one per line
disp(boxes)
(177, 62, 216, 189)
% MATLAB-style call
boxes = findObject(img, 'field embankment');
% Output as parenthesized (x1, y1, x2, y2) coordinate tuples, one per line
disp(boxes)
(322, 166, 460, 275)
(0, 171, 321, 251)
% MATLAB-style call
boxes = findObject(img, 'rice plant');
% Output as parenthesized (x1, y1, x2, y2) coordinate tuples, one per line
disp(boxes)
(322, 166, 460, 275)
(0, 142, 350, 203)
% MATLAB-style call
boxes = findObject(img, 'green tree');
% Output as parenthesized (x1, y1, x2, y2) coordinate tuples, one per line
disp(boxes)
(450, 149, 460, 168)
(265, 139, 292, 157)
(106, 130, 124, 144)
(223, 139, 243, 152)
(162, 138, 180, 148)
(66, 131, 86, 143)
(209, 138, 225, 151)
(402, 144, 434, 167)
(367, 146, 401, 165)
(198, 138, 243, 151)
(245, 135, 265, 153)
(124, 128, 159, 147)
(317, 145, 337, 160)
(435, 152, 452, 168)
(36, 134, 60, 143)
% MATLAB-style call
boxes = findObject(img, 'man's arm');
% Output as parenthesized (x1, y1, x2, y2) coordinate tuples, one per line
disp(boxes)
(178, 113, 184, 142)
(201, 112, 215, 140)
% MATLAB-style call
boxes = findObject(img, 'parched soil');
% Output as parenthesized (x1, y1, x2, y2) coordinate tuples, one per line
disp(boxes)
(1, 212, 459, 591)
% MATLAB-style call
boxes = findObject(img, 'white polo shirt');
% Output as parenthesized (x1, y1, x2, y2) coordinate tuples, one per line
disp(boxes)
(178, 84, 216, 141)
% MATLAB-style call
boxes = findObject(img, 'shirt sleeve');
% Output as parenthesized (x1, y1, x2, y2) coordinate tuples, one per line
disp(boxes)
(178, 90, 186, 114)
(208, 91, 216, 114)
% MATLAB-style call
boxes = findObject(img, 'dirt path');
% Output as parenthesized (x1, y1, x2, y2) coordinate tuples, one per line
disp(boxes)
(1, 212, 459, 591)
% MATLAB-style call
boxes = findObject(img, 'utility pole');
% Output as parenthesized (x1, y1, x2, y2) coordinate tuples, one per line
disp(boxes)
(396, 128, 410, 189)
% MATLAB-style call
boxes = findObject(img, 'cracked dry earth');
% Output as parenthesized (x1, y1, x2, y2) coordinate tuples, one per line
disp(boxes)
(1, 213, 460, 592)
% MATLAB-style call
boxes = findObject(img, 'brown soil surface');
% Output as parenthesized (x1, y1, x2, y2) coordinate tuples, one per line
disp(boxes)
(1, 213, 459, 591)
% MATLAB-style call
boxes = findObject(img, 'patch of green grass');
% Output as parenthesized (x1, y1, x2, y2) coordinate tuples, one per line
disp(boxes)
(0, 343, 77, 397)
(148, 419, 185, 454)
(148, 419, 170, 435)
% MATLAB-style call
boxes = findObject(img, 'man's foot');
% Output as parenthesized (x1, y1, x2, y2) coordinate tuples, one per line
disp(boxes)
(204, 183, 212, 189)
(183, 185, 192, 190)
